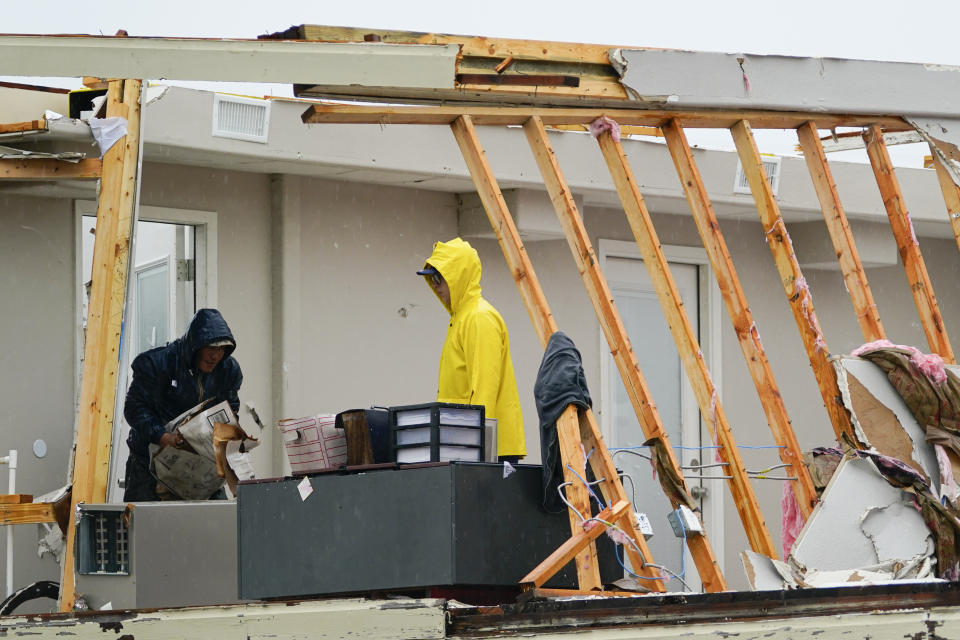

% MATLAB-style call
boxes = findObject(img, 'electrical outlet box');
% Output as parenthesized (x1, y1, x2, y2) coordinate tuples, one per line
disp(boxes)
(634, 511, 654, 540)
(667, 505, 703, 537)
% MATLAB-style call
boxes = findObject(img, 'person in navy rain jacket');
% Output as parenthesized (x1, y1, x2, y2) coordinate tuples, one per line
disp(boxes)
(122, 308, 242, 501)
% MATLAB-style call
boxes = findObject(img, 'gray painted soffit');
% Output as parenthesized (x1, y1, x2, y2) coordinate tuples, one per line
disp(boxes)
(0, 36, 458, 87)
(612, 49, 960, 119)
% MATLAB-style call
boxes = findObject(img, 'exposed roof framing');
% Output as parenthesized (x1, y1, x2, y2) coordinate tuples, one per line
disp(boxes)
(302, 103, 910, 131)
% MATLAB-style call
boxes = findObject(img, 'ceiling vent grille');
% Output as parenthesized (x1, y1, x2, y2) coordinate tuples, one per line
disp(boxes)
(212, 94, 270, 143)
(734, 155, 781, 196)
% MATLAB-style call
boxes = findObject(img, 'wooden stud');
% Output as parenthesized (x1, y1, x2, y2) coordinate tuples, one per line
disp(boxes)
(0, 119, 47, 135)
(60, 79, 143, 612)
(0, 495, 33, 505)
(450, 115, 666, 591)
(0, 158, 102, 180)
(0, 503, 56, 526)
(523, 115, 734, 583)
(298, 25, 619, 65)
(555, 406, 602, 590)
(548, 124, 663, 138)
(573, 409, 666, 583)
(662, 120, 818, 517)
(730, 120, 857, 445)
(864, 125, 954, 363)
(931, 151, 960, 258)
(520, 500, 630, 588)
(82, 76, 109, 90)
(301, 103, 909, 132)
(797, 122, 885, 343)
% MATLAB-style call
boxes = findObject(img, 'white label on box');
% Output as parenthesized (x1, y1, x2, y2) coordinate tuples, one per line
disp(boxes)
(297, 476, 314, 501)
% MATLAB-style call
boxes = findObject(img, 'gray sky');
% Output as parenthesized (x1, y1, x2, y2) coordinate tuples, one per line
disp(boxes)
(5, 0, 957, 166)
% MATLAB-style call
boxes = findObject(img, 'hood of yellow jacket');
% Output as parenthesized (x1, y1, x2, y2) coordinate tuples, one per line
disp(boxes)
(422, 237, 482, 315)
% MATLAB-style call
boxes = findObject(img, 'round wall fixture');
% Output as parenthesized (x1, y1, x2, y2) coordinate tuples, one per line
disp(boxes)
(32, 439, 47, 459)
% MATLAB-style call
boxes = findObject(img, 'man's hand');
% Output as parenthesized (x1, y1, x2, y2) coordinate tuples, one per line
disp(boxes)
(159, 432, 184, 448)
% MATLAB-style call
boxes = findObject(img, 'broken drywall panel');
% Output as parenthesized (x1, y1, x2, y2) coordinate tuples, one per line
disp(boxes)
(740, 550, 798, 591)
(801, 568, 939, 589)
(790, 457, 932, 572)
(861, 500, 934, 562)
(835, 357, 940, 490)
(1, 35, 459, 88)
(612, 50, 960, 118)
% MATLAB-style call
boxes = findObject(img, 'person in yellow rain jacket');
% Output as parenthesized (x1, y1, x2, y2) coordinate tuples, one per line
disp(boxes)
(418, 238, 526, 461)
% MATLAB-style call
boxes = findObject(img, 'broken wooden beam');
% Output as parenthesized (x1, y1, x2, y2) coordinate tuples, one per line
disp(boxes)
(0, 158, 102, 180)
(0, 119, 48, 135)
(0, 503, 55, 525)
(271, 25, 619, 65)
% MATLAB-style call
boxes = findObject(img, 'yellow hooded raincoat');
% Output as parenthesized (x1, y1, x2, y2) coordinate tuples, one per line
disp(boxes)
(423, 238, 526, 457)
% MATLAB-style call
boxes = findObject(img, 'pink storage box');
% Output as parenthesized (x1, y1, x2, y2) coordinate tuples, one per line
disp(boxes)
(277, 414, 348, 475)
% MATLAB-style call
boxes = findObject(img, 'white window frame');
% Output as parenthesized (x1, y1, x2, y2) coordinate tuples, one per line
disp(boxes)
(73, 202, 218, 499)
(598, 238, 725, 571)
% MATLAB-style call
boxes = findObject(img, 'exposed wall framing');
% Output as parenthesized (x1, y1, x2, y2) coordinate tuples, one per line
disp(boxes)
(305, 100, 955, 588)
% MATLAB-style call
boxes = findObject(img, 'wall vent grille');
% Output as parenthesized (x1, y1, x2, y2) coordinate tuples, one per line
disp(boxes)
(734, 155, 781, 196)
(212, 94, 270, 143)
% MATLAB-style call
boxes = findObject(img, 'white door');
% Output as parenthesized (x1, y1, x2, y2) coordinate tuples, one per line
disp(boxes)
(602, 244, 718, 592)
(108, 223, 197, 501)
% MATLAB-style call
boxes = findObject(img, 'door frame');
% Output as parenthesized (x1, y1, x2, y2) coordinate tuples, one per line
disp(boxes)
(598, 238, 725, 573)
(73, 201, 218, 500)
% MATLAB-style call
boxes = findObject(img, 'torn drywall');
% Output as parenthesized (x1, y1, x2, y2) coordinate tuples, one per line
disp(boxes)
(790, 457, 932, 572)
(740, 550, 798, 591)
(835, 357, 940, 491)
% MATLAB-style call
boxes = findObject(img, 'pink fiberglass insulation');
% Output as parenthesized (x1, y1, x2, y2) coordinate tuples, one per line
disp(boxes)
(604, 525, 632, 546)
(781, 480, 806, 559)
(935, 444, 960, 503)
(588, 116, 621, 143)
(852, 339, 947, 385)
(905, 212, 920, 246)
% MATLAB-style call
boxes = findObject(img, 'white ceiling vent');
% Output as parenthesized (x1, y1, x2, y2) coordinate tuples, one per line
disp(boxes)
(734, 155, 781, 196)
(212, 94, 270, 143)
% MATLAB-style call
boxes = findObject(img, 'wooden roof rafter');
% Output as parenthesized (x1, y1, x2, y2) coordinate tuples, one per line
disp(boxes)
(301, 103, 910, 132)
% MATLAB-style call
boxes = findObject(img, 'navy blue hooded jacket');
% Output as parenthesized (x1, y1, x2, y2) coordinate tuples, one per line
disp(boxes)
(123, 308, 242, 461)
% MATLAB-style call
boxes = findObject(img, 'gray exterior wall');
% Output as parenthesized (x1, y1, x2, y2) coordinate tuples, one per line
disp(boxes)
(0, 193, 77, 592)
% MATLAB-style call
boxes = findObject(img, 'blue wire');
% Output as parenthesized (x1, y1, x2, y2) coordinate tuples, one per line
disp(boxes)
(564, 464, 606, 509)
